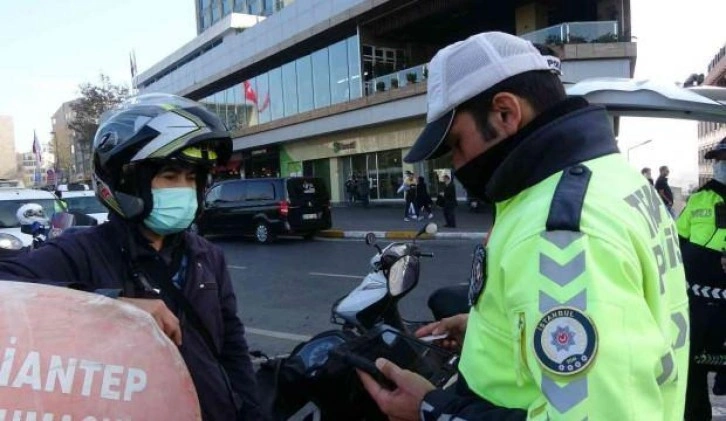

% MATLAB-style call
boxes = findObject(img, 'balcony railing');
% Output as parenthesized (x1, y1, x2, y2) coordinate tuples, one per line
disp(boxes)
(364, 64, 427, 96)
(363, 21, 621, 97)
(521, 21, 620, 45)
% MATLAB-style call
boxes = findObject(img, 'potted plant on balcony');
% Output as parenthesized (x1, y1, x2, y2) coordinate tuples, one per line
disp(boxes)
(376, 81, 386, 92)
(593, 33, 618, 43)
(391, 78, 399, 89)
(406, 72, 417, 84)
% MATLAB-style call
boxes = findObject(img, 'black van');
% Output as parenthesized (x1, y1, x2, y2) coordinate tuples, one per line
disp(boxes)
(197, 177, 332, 243)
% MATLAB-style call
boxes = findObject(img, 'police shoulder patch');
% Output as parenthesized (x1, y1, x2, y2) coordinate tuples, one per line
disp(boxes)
(533, 307, 598, 376)
(468, 244, 487, 306)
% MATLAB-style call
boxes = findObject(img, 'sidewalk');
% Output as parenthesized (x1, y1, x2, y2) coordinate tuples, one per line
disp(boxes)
(318, 203, 492, 240)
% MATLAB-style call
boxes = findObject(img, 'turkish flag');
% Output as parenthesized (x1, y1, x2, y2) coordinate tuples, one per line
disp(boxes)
(243, 80, 257, 105)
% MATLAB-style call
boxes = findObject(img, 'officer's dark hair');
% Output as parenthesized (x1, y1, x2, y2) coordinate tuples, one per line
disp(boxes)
(660, 165, 668, 172)
(458, 44, 566, 141)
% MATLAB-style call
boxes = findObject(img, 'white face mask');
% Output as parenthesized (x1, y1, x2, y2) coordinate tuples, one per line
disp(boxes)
(714, 161, 726, 184)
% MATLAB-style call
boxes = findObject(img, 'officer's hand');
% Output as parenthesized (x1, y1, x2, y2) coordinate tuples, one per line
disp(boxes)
(358, 358, 435, 421)
(415, 314, 468, 351)
(120, 298, 182, 346)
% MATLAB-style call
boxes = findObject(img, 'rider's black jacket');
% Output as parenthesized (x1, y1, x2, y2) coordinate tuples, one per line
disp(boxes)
(0, 215, 263, 421)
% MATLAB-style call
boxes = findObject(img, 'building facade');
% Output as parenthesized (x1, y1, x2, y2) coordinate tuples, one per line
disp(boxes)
(0, 116, 18, 181)
(697, 43, 726, 186)
(138, 0, 637, 203)
(51, 100, 78, 184)
(196, 0, 296, 33)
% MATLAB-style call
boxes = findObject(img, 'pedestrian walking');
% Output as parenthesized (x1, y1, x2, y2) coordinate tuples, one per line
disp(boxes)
(399, 171, 419, 221)
(416, 176, 434, 219)
(442, 174, 456, 227)
(357, 175, 370, 207)
(656, 165, 675, 217)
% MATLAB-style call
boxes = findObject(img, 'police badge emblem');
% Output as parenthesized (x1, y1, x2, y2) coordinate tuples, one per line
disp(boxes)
(468, 244, 486, 306)
(533, 307, 598, 376)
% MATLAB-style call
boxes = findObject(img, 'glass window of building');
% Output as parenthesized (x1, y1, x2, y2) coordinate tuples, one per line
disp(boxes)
(347, 36, 362, 100)
(255, 72, 271, 124)
(263, 0, 274, 15)
(282, 62, 298, 117)
(211, 0, 221, 24)
(248, 0, 263, 15)
(328, 40, 349, 105)
(375, 150, 403, 199)
(233, 0, 247, 13)
(312, 49, 331, 109)
(222, 0, 232, 15)
(214, 90, 227, 127)
(269, 67, 284, 121)
(296, 56, 314, 113)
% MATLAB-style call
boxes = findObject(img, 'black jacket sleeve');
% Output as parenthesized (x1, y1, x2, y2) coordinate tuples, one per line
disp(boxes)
(421, 384, 526, 421)
(0, 237, 95, 290)
(212, 248, 264, 420)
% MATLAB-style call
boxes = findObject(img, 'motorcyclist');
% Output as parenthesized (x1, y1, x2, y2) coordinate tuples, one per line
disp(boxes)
(358, 31, 689, 420)
(678, 136, 726, 420)
(0, 94, 262, 420)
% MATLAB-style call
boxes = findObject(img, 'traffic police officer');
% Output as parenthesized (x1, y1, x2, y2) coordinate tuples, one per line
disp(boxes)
(678, 137, 726, 420)
(358, 31, 689, 420)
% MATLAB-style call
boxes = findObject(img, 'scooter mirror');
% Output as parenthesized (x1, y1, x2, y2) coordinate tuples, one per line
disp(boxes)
(388, 255, 419, 297)
(365, 232, 377, 246)
(0, 233, 23, 250)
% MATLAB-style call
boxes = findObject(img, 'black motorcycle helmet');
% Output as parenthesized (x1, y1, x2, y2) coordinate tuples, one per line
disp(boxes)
(92, 94, 232, 221)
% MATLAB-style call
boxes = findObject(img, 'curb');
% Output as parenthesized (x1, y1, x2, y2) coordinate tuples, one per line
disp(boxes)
(317, 229, 487, 241)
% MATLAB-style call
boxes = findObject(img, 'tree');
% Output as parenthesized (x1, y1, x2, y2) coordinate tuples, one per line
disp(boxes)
(69, 74, 129, 148)
(68, 74, 129, 178)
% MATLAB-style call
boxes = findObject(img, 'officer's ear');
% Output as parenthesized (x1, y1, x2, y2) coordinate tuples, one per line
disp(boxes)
(489, 93, 533, 137)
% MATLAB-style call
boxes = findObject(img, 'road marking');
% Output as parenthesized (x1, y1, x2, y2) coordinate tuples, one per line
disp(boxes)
(309, 272, 361, 280)
(228, 265, 247, 270)
(246, 327, 312, 342)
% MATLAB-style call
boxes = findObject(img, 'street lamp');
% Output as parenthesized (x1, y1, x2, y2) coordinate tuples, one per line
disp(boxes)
(627, 139, 653, 162)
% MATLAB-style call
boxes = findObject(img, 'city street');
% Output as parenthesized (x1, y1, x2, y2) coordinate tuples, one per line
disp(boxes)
(216, 235, 478, 356)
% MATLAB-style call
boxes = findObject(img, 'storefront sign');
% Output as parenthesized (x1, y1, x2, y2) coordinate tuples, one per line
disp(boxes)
(332, 141, 356, 153)
(0, 282, 200, 420)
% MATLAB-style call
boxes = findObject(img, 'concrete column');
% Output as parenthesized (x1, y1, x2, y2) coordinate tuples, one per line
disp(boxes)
(515, 2, 549, 35)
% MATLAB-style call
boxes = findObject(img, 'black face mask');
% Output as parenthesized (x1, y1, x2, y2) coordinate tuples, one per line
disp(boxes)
(452, 98, 589, 202)
(453, 136, 524, 202)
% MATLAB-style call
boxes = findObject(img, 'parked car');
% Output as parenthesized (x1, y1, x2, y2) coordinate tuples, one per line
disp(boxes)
(0, 188, 66, 246)
(58, 190, 108, 224)
(197, 177, 332, 243)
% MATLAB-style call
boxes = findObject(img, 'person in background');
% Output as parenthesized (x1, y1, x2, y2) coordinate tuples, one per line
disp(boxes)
(357, 175, 370, 208)
(656, 165, 675, 216)
(416, 176, 434, 219)
(677, 137, 726, 420)
(642, 167, 654, 185)
(441, 174, 456, 228)
(401, 171, 419, 221)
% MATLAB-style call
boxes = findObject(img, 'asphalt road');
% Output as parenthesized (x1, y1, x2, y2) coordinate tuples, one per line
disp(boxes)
(214, 235, 478, 356)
